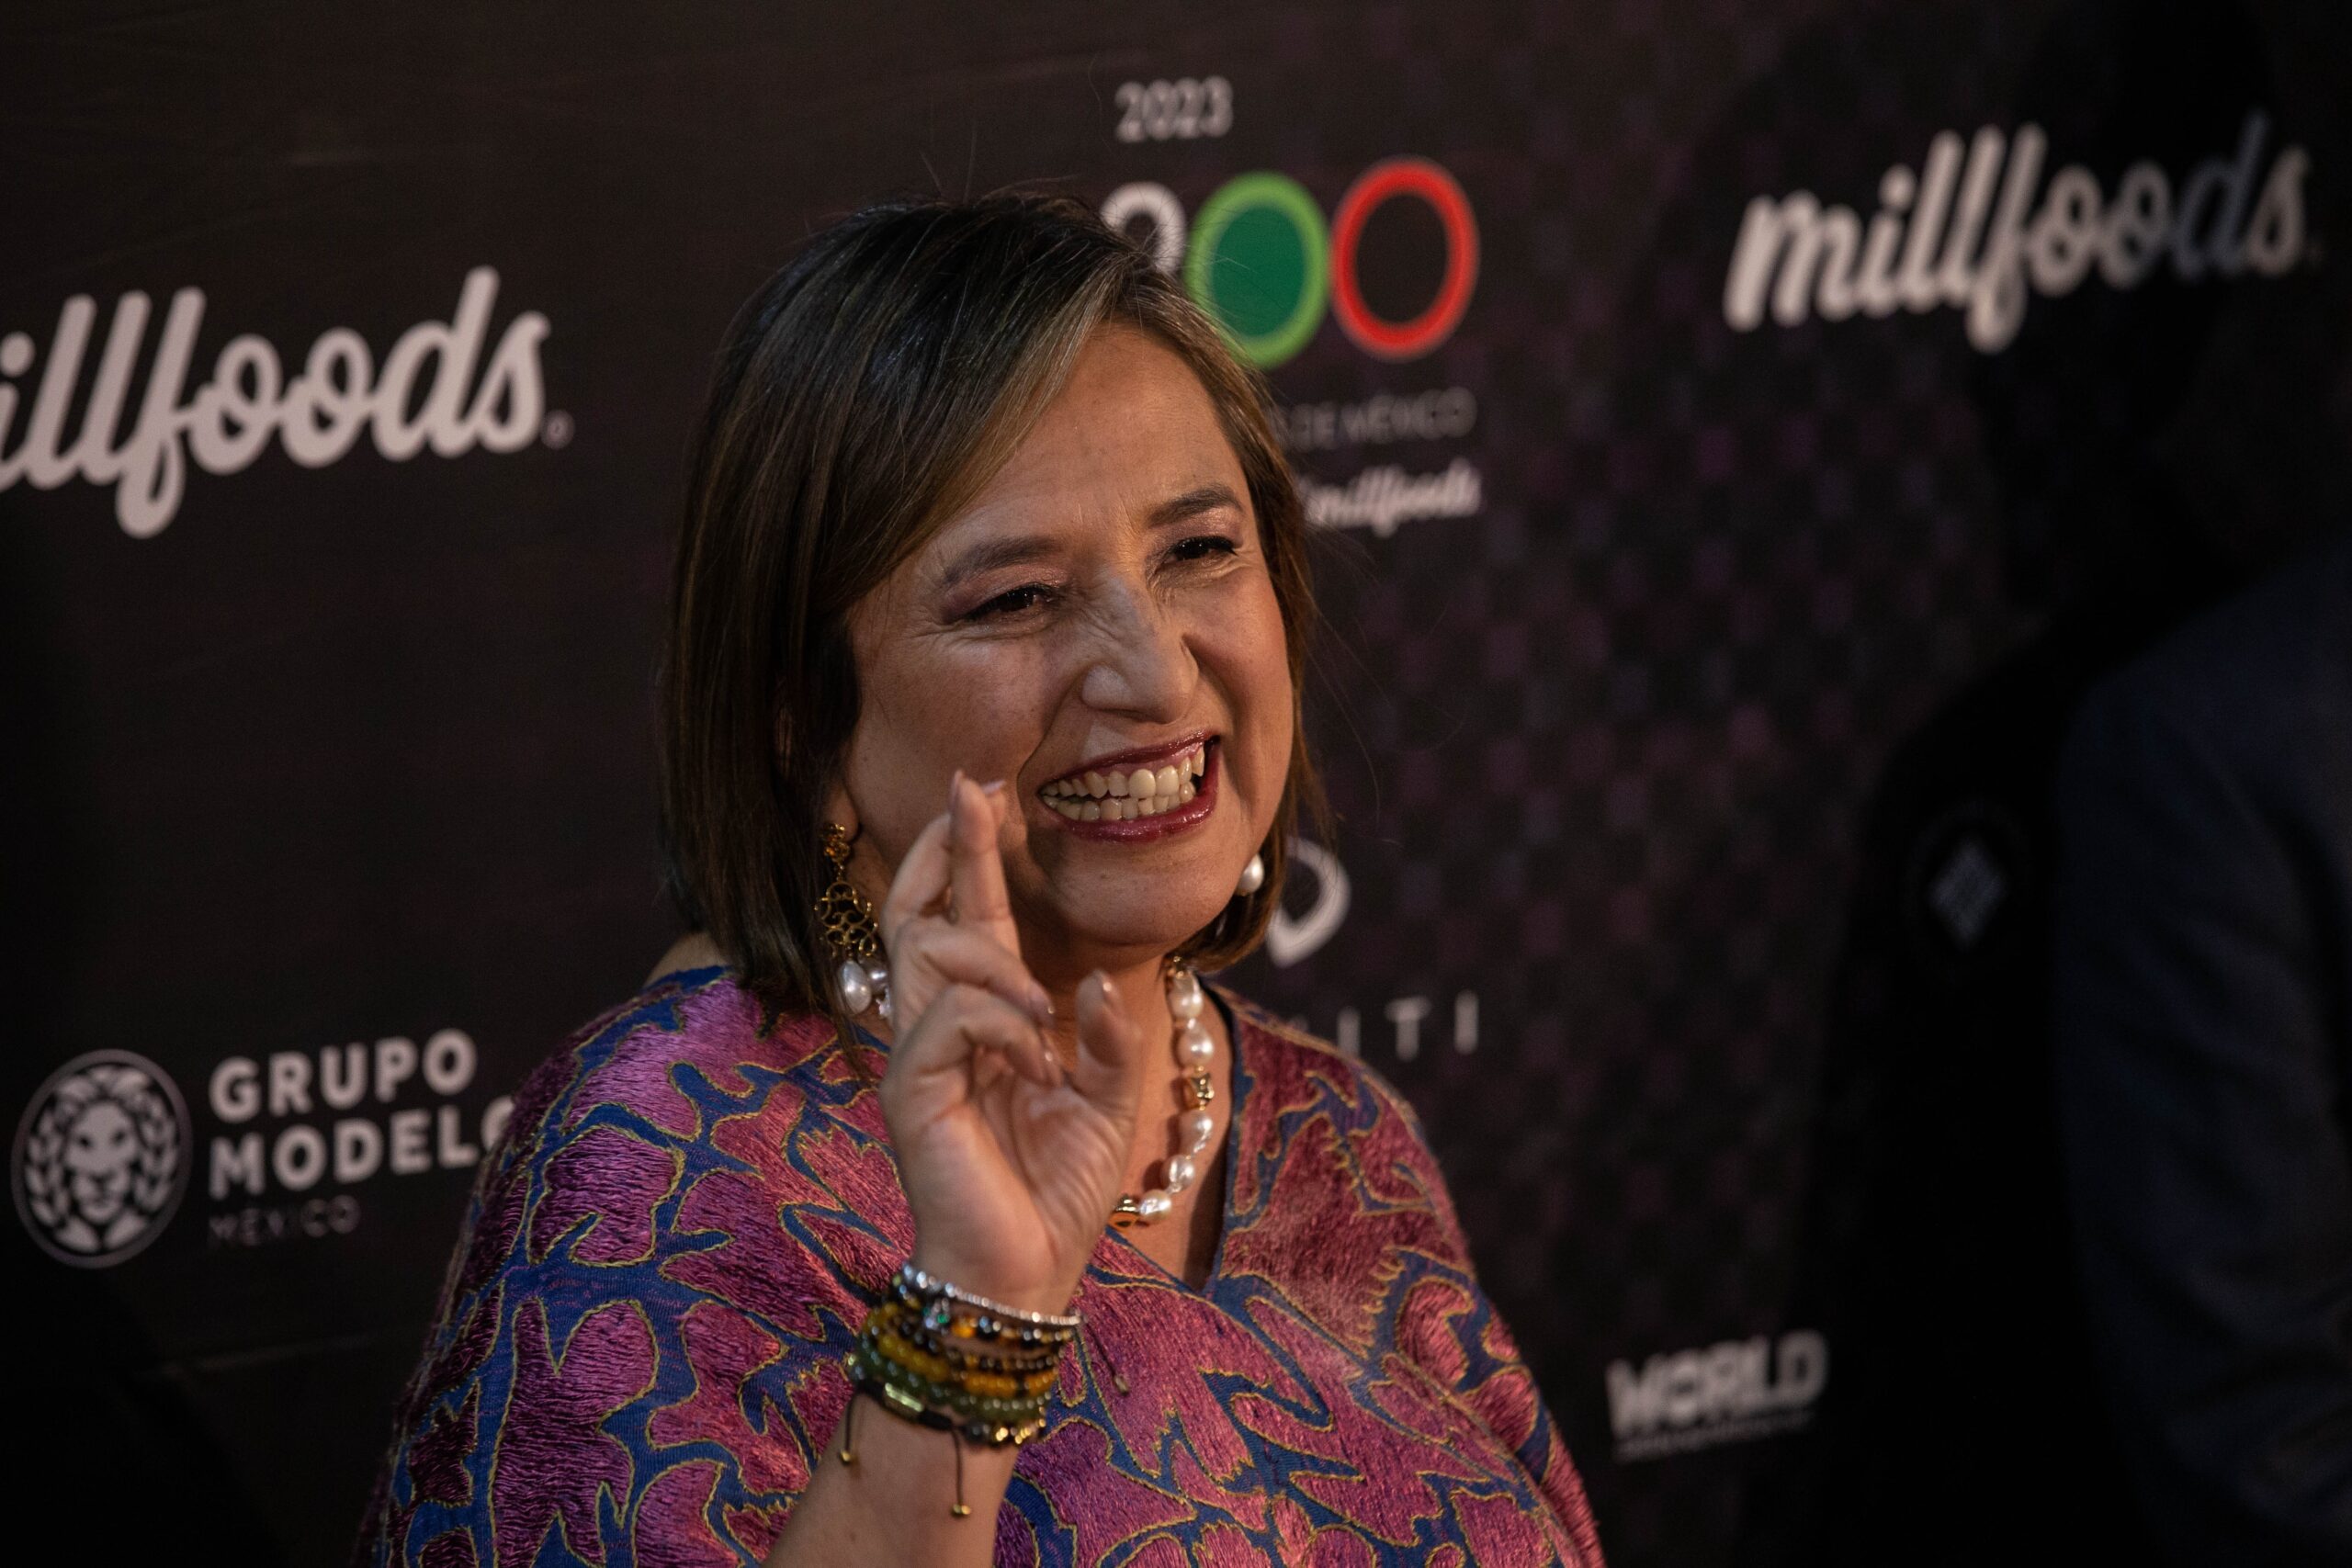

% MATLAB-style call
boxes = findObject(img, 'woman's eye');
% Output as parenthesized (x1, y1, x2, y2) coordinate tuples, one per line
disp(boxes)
(968, 583, 1053, 620)
(962, 539, 1234, 621)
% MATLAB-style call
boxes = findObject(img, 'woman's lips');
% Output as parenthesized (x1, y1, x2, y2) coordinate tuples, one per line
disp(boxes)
(1036, 740, 1219, 842)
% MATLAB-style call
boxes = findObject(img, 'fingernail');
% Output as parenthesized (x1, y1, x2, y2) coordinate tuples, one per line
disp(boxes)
(1032, 986, 1054, 1021)
(980, 778, 1007, 795)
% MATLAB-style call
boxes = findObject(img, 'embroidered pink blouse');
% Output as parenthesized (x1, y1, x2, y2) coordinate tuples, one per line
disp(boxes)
(356, 964, 1605, 1566)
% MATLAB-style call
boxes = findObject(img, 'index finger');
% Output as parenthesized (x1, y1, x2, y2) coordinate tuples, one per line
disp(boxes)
(877, 806, 956, 947)
(948, 773, 1023, 957)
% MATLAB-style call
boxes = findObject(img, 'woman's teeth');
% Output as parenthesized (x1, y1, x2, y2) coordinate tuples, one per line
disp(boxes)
(1039, 743, 1206, 821)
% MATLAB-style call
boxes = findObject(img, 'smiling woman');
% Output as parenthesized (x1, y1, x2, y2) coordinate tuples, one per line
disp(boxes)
(354, 191, 1604, 1568)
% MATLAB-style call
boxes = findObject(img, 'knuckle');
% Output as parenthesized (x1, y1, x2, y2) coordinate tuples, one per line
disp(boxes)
(944, 932, 1019, 983)
(892, 917, 947, 964)
(967, 938, 1022, 980)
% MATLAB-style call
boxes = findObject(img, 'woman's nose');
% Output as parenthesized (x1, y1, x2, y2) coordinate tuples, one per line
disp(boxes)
(1077, 581, 1196, 718)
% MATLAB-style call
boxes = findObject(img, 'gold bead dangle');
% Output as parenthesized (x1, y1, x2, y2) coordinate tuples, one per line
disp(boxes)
(815, 822, 890, 1019)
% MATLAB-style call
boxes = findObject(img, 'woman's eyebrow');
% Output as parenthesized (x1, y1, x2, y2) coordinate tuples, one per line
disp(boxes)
(1149, 483, 1244, 527)
(937, 485, 1243, 590)
(936, 534, 1061, 592)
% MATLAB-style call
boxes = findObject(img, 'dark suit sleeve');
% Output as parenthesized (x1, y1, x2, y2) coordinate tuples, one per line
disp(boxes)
(2053, 679, 2352, 1564)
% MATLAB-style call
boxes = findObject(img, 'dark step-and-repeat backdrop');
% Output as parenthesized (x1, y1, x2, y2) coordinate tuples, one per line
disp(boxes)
(6, 4, 2347, 1564)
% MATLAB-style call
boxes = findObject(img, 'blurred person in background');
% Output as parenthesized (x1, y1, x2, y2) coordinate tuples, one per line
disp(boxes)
(2053, 520, 2352, 1564)
(1759, 4, 2349, 1561)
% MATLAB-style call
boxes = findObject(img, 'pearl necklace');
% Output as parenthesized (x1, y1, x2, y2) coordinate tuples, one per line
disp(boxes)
(1109, 960, 1218, 1227)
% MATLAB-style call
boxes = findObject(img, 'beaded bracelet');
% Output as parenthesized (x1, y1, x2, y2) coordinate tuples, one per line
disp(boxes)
(838, 1262, 1079, 1517)
(871, 1302, 1065, 1380)
(888, 1262, 1080, 1346)
(850, 1306, 1059, 1428)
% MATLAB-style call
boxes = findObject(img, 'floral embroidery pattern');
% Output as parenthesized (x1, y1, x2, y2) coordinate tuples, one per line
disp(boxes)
(356, 968, 1604, 1566)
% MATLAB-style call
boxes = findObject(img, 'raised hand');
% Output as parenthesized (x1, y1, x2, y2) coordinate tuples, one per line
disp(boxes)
(875, 771, 1146, 1314)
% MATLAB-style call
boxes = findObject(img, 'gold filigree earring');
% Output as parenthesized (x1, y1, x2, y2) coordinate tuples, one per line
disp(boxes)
(815, 822, 890, 1019)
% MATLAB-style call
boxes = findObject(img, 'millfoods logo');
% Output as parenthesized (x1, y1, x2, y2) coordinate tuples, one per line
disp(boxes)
(13, 1050, 190, 1268)
(1725, 110, 2312, 351)
(1298, 457, 1482, 538)
(0, 266, 553, 536)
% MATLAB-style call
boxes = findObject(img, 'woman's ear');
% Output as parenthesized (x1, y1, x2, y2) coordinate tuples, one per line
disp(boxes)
(820, 773, 894, 908)
(779, 704, 858, 839)
(821, 774, 857, 837)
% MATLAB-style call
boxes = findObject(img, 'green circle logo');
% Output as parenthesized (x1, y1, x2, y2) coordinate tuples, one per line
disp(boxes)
(1184, 172, 1329, 368)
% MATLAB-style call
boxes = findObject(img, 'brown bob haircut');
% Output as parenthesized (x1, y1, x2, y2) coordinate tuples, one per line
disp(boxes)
(659, 188, 1329, 1032)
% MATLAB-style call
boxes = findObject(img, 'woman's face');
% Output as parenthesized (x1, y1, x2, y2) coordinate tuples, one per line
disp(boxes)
(832, 322, 1293, 980)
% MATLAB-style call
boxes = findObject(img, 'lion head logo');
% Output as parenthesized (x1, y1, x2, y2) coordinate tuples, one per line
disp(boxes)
(14, 1051, 189, 1267)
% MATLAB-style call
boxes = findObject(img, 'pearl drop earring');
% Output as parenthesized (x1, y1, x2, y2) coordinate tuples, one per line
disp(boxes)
(816, 822, 892, 1021)
(1236, 852, 1264, 897)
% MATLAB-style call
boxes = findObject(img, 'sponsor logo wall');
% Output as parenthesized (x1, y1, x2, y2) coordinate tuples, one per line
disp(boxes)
(6, 5, 2347, 1565)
